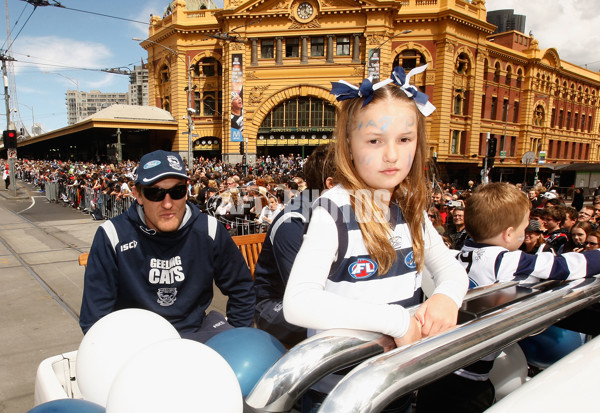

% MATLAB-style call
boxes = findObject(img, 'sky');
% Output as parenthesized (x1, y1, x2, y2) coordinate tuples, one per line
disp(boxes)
(1, 0, 599, 134)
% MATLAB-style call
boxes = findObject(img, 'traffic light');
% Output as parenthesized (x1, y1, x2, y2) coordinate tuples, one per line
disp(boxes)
(3, 130, 17, 149)
(486, 137, 497, 158)
(239, 141, 245, 155)
(485, 136, 497, 168)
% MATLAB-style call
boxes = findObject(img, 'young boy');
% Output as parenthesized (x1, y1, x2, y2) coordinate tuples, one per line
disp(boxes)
(417, 183, 600, 412)
(459, 183, 600, 287)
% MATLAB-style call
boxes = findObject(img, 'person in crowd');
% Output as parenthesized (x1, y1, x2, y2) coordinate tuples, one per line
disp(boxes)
(420, 183, 600, 413)
(563, 206, 578, 232)
(79, 150, 255, 342)
(542, 206, 568, 253)
(577, 205, 596, 225)
(584, 230, 600, 251)
(256, 194, 283, 225)
(571, 187, 584, 211)
(560, 221, 594, 253)
(593, 196, 600, 211)
(428, 206, 445, 236)
(529, 208, 546, 233)
(3, 165, 9, 190)
(283, 68, 468, 412)
(431, 188, 447, 223)
(449, 206, 467, 250)
(254, 144, 335, 347)
(527, 188, 542, 209)
(519, 219, 545, 254)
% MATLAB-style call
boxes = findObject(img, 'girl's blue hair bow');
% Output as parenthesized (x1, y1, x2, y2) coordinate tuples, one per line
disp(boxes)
(330, 63, 435, 116)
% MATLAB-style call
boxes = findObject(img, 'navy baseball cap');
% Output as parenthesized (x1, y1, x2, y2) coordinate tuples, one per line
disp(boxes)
(135, 150, 188, 185)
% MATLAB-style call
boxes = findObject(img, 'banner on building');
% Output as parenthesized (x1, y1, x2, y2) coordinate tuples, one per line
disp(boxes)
(230, 53, 244, 142)
(538, 151, 546, 164)
(367, 48, 380, 81)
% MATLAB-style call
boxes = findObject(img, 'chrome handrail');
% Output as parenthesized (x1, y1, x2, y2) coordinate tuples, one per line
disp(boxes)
(318, 277, 600, 412)
(246, 281, 517, 412)
(245, 329, 388, 412)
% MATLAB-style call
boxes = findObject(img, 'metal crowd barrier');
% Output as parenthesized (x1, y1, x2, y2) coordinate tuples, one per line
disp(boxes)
(43, 182, 133, 219)
(245, 278, 600, 413)
(45, 182, 59, 202)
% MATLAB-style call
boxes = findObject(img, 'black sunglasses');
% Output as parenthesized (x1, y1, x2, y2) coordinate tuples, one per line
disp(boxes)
(142, 184, 187, 202)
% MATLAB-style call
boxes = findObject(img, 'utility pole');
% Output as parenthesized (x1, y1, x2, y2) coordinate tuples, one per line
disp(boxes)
(1, 53, 17, 197)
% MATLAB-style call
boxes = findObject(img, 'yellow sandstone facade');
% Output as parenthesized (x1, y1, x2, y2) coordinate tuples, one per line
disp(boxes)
(142, 0, 600, 184)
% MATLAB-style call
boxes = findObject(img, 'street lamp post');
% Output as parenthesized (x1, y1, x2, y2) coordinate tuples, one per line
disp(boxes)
(133, 37, 194, 169)
(17, 103, 35, 136)
(366, 29, 412, 80)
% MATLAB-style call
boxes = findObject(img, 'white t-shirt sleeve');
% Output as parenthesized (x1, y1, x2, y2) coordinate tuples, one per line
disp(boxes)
(422, 217, 469, 308)
(283, 206, 411, 338)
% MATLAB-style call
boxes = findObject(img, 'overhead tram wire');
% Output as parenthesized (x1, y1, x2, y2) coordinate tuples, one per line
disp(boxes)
(0, 2, 29, 51)
(4, 6, 39, 51)
(18, 1, 149, 26)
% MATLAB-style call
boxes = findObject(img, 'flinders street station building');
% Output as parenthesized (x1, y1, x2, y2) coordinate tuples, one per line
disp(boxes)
(22, 0, 600, 187)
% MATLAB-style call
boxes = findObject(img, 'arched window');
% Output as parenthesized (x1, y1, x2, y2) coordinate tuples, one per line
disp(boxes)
(193, 57, 222, 77)
(505, 66, 512, 86)
(534, 105, 545, 126)
(260, 97, 336, 131)
(393, 49, 426, 71)
(516, 68, 523, 88)
(455, 53, 470, 75)
(454, 90, 465, 115)
(160, 64, 170, 83)
(484, 59, 490, 81)
(494, 62, 501, 83)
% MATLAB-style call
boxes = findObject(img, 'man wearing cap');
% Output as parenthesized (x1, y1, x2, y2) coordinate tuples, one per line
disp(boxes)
(80, 150, 255, 342)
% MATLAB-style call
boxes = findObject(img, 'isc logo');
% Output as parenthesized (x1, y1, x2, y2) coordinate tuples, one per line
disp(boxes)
(348, 258, 378, 279)
(120, 241, 138, 252)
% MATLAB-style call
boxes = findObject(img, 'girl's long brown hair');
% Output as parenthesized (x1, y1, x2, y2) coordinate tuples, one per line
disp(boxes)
(333, 84, 429, 274)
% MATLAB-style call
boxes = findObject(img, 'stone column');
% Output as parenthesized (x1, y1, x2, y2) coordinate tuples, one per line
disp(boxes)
(276, 37, 283, 65)
(301, 36, 308, 64)
(251, 39, 258, 66)
(326, 35, 334, 63)
(352, 34, 361, 63)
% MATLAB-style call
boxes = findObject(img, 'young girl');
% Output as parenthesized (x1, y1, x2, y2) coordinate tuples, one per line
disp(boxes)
(283, 67, 468, 411)
(584, 230, 600, 251)
(560, 221, 593, 253)
(256, 194, 283, 225)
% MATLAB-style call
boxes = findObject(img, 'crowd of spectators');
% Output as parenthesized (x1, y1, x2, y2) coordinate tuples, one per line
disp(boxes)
(9, 154, 600, 250)
(429, 179, 600, 255)
(7, 154, 308, 233)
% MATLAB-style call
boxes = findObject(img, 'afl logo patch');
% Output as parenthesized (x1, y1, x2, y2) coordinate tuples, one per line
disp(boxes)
(348, 258, 378, 279)
(143, 160, 161, 169)
(404, 251, 416, 269)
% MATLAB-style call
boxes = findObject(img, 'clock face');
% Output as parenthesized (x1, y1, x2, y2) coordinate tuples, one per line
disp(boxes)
(297, 2, 314, 20)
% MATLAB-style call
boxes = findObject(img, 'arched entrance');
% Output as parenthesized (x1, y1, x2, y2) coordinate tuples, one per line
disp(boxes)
(256, 96, 336, 158)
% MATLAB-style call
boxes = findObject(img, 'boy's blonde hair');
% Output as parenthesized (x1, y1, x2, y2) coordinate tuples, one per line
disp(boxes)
(334, 84, 429, 274)
(465, 183, 530, 242)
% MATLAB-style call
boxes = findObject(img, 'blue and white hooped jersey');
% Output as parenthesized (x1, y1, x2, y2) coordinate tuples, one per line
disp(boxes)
(314, 186, 423, 309)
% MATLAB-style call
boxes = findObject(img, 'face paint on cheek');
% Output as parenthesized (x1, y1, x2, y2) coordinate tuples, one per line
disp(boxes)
(407, 153, 412, 169)
(357, 154, 374, 166)
(518, 235, 525, 243)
